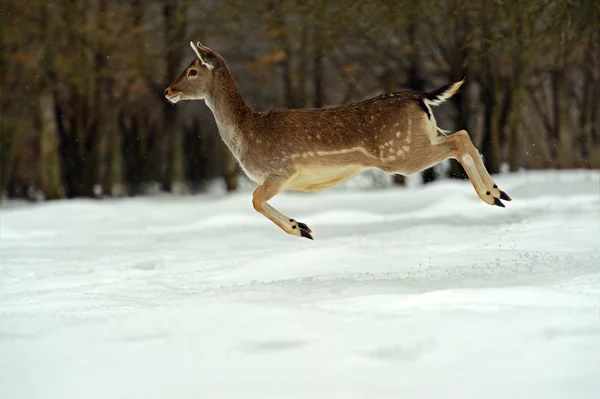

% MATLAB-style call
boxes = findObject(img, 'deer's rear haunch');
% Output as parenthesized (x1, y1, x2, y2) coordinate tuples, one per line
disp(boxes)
(165, 41, 512, 240)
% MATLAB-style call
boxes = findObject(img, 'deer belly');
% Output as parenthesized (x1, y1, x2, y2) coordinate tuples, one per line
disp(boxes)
(286, 165, 364, 192)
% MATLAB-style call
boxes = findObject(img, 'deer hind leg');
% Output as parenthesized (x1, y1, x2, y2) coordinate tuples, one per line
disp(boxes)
(252, 174, 314, 240)
(448, 130, 512, 207)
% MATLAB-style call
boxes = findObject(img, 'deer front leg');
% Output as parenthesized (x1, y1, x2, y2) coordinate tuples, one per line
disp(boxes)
(252, 175, 314, 240)
(450, 130, 512, 207)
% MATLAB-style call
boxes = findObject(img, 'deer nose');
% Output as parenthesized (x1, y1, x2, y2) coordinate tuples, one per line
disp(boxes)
(164, 88, 170, 97)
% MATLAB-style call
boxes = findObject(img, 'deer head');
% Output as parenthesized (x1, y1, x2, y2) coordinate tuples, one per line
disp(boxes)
(164, 42, 221, 104)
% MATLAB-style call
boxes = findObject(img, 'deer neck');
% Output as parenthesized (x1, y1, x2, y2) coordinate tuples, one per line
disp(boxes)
(204, 68, 253, 159)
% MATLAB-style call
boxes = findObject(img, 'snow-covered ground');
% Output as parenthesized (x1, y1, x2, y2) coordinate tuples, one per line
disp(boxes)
(1, 170, 599, 399)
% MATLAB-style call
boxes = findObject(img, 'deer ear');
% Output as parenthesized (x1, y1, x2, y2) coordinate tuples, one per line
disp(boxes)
(189, 41, 214, 70)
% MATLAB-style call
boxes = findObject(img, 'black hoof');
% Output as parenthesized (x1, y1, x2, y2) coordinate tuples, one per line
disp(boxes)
(493, 197, 505, 208)
(500, 190, 512, 201)
(300, 229, 314, 240)
(290, 219, 313, 239)
(297, 222, 312, 233)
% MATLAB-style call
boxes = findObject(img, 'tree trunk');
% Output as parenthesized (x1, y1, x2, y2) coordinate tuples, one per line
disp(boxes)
(105, 116, 124, 196)
(169, 115, 186, 193)
(282, 34, 297, 109)
(163, 104, 186, 192)
(77, 0, 106, 198)
(161, 0, 187, 191)
(480, 90, 502, 174)
(80, 116, 101, 197)
(102, 78, 124, 196)
(296, 15, 308, 108)
(183, 118, 205, 189)
(268, 0, 298, 109)
(579, 39, 595, 168)
(38, 1, 63, 199)
(507, 99, 522, 172)
(120, 113, 144, 195)
(478, 19, 504, 175)
(39, 93, 63, 199)
(128, 0, 149, 193)
(589, 80, 600, 168)
(552, 69, 573, 169)
(56, 101, 76, 198)
(312, 24, 324, 108)
(0, 120, 17, 196)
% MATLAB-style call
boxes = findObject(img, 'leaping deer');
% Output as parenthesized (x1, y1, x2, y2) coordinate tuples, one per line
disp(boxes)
(165, 41, 512, 240)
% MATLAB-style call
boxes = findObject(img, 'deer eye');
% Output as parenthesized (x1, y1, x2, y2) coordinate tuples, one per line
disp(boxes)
(188, 69, 198, 77)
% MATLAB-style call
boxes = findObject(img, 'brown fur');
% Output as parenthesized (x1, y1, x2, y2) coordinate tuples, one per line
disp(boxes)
(165, 42, 511, 239)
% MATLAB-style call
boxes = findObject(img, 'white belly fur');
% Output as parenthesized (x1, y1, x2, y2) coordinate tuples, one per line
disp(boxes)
(286, 165, 365, 192)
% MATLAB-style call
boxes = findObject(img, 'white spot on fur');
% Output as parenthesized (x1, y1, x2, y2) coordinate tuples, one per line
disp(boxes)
(396, 131, 401, 138)
(314, 147, 377, 159)
(403, 146, 410, 152)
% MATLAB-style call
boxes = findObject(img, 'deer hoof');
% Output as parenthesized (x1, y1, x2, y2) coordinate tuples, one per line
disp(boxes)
(493, 197, 505, 208)
(499, 190, 512, 201)
(296, 221, 312, 233)
(300, 229, 314, 240)
(290, 219, 314, 239)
